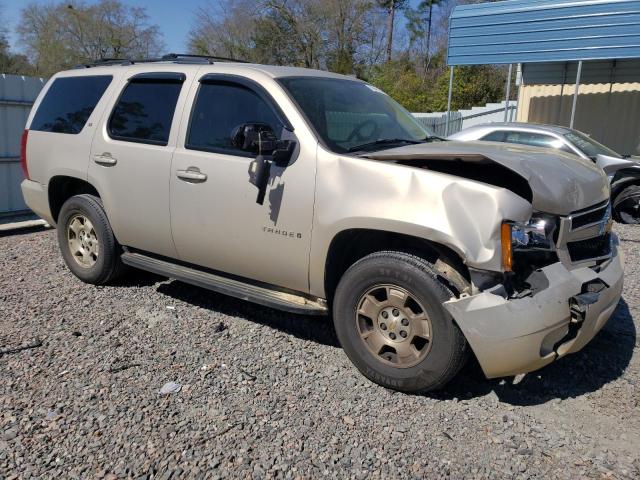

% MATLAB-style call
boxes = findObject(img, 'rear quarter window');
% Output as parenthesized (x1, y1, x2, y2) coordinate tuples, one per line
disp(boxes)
(30, 76, 112, 134)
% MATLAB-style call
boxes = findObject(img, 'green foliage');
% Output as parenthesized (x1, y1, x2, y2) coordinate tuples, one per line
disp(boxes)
(0, 30, 34, 76)
(431, 65, 506, 112)
(366, 60, 432, 112)
(365, 61, 505, 113)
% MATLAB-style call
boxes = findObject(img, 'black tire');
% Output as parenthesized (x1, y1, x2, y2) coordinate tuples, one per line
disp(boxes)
(613, 185, 640, 224)
(56, 194, 127, 285)
(332, 251, 467, 393)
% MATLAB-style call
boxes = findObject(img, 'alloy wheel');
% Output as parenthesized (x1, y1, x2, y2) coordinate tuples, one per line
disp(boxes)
(355, 284, 433, 368)
(67, 214, 99, 267)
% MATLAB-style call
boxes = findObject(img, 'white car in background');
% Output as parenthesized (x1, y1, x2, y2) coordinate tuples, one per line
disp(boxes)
(450, 123, 640, 224)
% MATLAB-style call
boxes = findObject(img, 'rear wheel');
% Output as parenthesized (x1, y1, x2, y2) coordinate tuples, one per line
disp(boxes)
(332, 251, 467, 393)
(613, 185, 640, 224)
(57, 194, 126, 284)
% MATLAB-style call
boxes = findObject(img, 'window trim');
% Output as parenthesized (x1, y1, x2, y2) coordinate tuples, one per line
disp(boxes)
(107, 72, 186, 146)
(30, 75, 113, 135)
(184, 74, 293, 157)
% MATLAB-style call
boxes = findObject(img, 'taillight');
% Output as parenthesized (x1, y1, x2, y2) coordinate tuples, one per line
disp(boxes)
(20, 129, 30, 180)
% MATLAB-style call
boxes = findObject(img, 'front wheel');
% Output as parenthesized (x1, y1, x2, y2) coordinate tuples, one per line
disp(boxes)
(332, 251, 467, 393)
(613, 185, 640, 224)
(57, 194, 126, 285)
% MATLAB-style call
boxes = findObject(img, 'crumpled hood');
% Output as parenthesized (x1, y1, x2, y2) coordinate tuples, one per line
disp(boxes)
(365, 140, 610, 215)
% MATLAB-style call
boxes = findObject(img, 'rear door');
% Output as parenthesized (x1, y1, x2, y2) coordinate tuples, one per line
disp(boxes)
(88, 68, 197, 258)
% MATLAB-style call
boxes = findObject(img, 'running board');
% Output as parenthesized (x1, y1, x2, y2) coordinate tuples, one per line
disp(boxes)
(121, 252, 327, 316)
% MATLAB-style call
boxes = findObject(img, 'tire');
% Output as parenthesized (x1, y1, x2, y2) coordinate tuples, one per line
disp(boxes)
(56, 194, 127, 285)
(613, 185, 640, 224)
(332, 251, 467, 393)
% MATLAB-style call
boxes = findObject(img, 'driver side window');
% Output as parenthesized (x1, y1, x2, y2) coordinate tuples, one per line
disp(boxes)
(187, 82, 281, 157)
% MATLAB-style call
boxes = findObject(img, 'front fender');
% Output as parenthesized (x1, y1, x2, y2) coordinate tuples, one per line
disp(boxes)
(308, 152, 532, 297)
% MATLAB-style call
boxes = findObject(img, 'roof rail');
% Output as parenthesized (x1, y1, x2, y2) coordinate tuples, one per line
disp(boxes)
(161, 53, 250, 64)
(75, 53, 250, 69)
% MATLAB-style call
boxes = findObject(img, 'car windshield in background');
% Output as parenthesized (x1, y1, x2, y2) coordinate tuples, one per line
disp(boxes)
(565, 130, 621, 159)
(279, 77, 432, 153)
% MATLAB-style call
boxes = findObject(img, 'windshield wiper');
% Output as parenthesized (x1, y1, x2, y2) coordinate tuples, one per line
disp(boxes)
(424, 134, 445, 142)
(348, 138, 422, 153)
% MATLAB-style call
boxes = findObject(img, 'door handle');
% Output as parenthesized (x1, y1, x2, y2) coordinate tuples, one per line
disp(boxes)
(176, 167, 208, 183)
(93, 152, 117, 166)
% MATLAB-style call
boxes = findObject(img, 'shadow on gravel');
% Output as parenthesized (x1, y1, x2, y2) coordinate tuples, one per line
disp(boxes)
(432, 298, 636, 406)
(110, 269, 166, 288)
(156, 279, 340, 348)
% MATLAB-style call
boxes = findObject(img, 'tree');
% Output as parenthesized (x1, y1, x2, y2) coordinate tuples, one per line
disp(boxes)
(405, 0, 442, 74)
(189, 0, 375, 73)
(17, 0, 164, 76)
(378, 0, 408, 62)
(431, 65, 505, 111)
(367, 59, 432, 111)
(0, 4, 34, 75)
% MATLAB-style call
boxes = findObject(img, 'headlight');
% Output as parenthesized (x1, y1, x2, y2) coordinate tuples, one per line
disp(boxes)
(501, 215, 556, 271)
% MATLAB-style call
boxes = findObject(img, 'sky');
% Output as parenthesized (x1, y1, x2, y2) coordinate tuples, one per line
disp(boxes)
(2, 0, 423, 54)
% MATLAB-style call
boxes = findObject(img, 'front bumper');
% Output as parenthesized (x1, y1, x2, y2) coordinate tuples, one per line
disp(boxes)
(444, 235, 624, 378)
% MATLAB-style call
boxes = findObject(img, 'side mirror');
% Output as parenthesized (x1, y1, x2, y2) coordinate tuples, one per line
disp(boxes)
(237, 123, 298, 205)
(231, 122, 296, 166)
(231, 123, 278, 154)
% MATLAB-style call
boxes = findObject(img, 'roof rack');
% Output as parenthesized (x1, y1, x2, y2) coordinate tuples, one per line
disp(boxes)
(75, 52, 250, 69)
(161, 53, 250, 64)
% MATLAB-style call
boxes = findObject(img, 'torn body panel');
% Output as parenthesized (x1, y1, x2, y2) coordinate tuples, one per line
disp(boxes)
(444, 236, 624, 378)
(366, 141, 609, 216)
(308, 148, 533, 298)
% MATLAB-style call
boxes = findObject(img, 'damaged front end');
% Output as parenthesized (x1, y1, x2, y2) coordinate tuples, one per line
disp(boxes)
(364, 142, 623, 378)
(445, 203, 623, 379)
(445, 241, 623, 378)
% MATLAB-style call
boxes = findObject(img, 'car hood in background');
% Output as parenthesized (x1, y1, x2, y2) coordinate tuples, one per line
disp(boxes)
(364, 141, 610, 216)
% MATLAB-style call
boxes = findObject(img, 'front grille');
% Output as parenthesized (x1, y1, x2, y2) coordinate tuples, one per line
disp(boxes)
(567, 233, 611, 262)
(570, 202, 610, 229)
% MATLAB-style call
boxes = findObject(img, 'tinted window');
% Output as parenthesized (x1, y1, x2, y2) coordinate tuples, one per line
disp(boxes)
(31, 76, 112, 134)
(280, 77, 430, 153)
(187, 82, 282, 156)
(481, 131, 506, 142)
(109, 81, 182, 145)
(564, 131, 621, 159)
(502, 131, 573, 153)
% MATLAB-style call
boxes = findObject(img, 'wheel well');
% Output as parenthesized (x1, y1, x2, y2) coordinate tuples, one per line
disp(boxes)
(324, 229, 471, 303)
(48, 176, 100, 223)
(612, 178, 640, 199)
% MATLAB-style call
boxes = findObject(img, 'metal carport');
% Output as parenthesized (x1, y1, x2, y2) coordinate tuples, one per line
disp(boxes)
(444, 0, 640, 137)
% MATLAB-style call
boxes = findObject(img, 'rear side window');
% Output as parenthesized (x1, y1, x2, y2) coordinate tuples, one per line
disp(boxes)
(108, 76, 184, 146)
(187, 82, 282, 156)
(481, 131, 507, 142)
(30, 76, 112, 134)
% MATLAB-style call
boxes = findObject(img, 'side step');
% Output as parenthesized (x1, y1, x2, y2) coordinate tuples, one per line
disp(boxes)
(121, 252, 327, 316)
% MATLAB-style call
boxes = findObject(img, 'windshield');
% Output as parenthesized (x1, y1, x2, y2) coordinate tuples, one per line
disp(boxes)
(278, 77, 433, 153)
(565, 130, 621, 159)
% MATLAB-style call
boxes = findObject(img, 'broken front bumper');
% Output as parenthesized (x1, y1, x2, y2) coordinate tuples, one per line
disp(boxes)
(444, 235, 624, 379)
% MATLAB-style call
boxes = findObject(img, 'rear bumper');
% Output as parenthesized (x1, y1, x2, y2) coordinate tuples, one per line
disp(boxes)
(20, 179, 54, 225)
(444, 235, 624, 378)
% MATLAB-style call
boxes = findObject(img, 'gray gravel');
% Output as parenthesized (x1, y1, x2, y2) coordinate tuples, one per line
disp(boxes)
(1, 225, 639, 479)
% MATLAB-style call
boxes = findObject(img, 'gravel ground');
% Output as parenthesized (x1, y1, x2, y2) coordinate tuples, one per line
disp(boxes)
(1, 225, 638, 479)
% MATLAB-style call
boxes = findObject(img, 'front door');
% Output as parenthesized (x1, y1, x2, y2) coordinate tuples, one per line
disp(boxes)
(169, 75, 316, 291)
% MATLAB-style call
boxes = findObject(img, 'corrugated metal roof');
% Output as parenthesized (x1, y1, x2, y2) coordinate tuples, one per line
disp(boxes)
(447, 0, 640, 65)
(521, 59, 640, 84)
